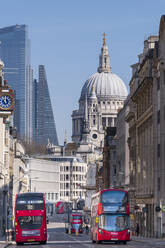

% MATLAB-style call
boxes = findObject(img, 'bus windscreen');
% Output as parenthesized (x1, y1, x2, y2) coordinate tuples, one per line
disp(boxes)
(16, 196, 44, 210)
(99, 214, 129, 232)
(17, 216, 43, 230)
(101, 191, 127, 205)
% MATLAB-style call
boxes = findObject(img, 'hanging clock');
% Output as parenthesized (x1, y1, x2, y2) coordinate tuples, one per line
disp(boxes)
(0, 90, 14, 111)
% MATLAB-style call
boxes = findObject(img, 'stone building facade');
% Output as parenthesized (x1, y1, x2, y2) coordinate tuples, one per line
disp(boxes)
(0, 61, 28, 239)
(126, 35, 158, 237)
(152, 15, 165, 238)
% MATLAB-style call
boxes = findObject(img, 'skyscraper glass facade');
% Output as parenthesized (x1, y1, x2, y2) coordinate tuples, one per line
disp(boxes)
(33, 65, 58, 145)
(0, 24, 32, 140)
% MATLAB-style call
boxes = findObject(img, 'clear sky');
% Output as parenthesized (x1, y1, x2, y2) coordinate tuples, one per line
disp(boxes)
(0, 0, 165, 144)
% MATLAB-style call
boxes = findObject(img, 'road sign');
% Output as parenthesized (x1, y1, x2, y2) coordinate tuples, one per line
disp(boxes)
(162, 204, 165, 212)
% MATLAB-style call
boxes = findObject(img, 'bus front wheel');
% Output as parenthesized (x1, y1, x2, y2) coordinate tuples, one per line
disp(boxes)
(16, 242, 24, 246)
(40, 241, 47, 245)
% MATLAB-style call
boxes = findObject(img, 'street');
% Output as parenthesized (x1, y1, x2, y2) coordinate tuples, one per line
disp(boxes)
(7, 215, 165, 248)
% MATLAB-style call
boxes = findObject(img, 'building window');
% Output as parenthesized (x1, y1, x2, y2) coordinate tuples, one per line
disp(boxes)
(93, 115, 96, 125)
(114, 118, 116, 126)
(102, 117, 106, 129)
(158, 177, 160, 191)
(51, 193, 54, 200)
(157, 110, 160, 124)
(157, 144, 160, 157)
(4, 153, 8, 168)
(157, 77, 160, 90)
(66, 183, 69, 189)
(108, 117, 112, 126)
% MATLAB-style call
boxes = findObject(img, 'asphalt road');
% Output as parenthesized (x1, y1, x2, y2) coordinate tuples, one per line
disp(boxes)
(9, 215, 165, 248)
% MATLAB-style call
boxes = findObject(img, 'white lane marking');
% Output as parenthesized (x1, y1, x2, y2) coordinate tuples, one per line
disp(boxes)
(47, 232, 50, 240)
(47, 240, 91, 244)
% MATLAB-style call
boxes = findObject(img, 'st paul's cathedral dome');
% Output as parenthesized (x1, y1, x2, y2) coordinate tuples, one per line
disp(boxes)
(72, 34, 128, 153)
(80, 34, 128, 101)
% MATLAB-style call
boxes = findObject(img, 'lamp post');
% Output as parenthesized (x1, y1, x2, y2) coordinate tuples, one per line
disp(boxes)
(29, 177, 39, 192)
(70, 160, 73, 202)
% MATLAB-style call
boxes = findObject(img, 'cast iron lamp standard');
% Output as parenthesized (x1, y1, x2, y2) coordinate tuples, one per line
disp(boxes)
(29, 177, 39, 192)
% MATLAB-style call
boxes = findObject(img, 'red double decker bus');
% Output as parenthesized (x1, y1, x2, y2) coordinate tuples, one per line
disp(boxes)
(70, 213, 83, 233)
(55, 201, 65, 214)
(15, 192, 47, 245)
(90, 189, 130, 244)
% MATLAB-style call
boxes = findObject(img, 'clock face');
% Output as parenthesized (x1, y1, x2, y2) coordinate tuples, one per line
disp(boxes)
(0, 95, 12, 109)
(92, 133, 98, 139)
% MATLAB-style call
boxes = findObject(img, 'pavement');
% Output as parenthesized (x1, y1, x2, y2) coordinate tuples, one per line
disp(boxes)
(131, 235, 165, 245)
(0, 235, 12, 248)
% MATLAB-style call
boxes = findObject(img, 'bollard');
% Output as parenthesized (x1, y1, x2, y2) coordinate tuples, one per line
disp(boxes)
(6, 229, 9, 241)
(12, 230, 15, 241)
(75, 227, 79, 236)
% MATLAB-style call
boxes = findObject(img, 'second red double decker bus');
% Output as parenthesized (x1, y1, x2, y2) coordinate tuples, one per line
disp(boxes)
(55, 201, 65, 214)
(15, 192, 47, 245)
(90, 188, 130, 244)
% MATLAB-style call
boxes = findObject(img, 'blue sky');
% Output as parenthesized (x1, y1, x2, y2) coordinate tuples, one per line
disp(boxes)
(0, 0, 165, 144)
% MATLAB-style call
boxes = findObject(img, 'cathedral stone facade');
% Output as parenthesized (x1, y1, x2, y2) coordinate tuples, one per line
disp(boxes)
(72, 35, 128, 151)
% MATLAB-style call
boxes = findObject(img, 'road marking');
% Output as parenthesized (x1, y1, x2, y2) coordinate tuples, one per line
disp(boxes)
(47, 240, 91, 244)
(47, 232, 50, 240)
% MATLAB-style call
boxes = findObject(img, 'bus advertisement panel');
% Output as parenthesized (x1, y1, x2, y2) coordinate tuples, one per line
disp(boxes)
(90, 189, 130, 244)
(15, 192, 47, 245)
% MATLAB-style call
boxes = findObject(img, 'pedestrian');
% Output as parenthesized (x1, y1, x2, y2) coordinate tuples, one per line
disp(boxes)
(85, 224, 89, 234)
(135, 223, 139, 236)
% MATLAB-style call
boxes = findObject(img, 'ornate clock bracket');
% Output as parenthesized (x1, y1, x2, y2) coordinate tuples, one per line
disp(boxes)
(0, 59, 15, 116)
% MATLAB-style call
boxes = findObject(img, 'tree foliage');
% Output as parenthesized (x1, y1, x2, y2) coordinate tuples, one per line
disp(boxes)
(22, 140, 48, 155)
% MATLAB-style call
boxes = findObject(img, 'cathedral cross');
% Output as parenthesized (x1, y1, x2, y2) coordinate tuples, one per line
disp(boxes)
(103, 32, 107, 45)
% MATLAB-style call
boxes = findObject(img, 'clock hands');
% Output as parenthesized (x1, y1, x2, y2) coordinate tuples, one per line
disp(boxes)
(3, 96, 7, 104)
(0, 95, 12, 109)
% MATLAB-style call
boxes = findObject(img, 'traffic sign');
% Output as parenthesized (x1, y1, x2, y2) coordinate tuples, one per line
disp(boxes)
(162, 204, 165, 212)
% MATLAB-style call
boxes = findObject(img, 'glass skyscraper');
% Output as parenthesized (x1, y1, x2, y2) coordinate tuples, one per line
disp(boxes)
(33, 65, 58, 145)
(0, 24, 32, 141)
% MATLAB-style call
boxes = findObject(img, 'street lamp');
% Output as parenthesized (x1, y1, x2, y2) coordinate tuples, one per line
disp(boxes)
(29, 177, 39, 192)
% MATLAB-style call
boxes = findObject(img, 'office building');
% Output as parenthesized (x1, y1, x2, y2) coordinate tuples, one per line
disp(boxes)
(0, 24, 33, 141)
(33, 65, 58, 145)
